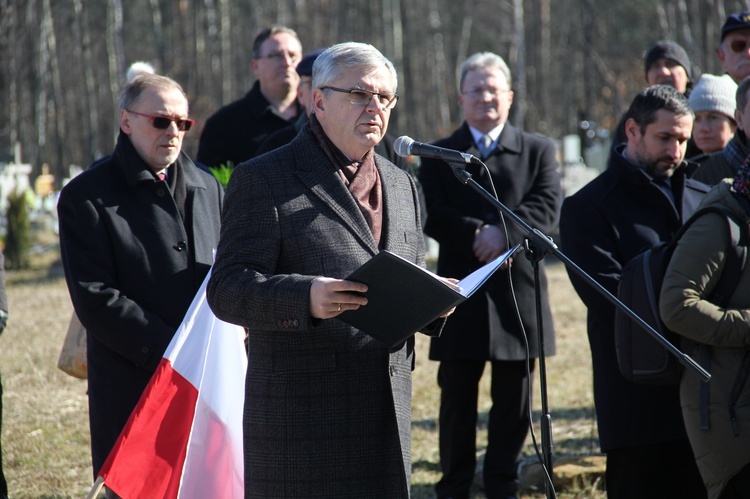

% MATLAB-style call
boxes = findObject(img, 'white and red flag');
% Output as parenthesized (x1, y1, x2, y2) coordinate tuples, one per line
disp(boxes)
(89, 270, 247, 498)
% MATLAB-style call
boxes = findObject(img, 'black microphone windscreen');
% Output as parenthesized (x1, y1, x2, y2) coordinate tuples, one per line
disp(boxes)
(393, 136, 414, 158)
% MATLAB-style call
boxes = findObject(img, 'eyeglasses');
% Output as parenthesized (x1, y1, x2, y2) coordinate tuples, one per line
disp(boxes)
(127, 110, 195, 132)
(462, 87, 508, 98)
(257, 51, 301, 64)
(320, 86, 399, 110)
(728, 39, 750, 54)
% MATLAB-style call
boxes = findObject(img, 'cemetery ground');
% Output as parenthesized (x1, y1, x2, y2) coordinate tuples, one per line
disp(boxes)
(0, 239, 606, 498)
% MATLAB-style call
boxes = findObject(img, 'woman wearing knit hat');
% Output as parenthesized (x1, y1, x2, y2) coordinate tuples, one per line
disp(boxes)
(688, 74, 738, 157)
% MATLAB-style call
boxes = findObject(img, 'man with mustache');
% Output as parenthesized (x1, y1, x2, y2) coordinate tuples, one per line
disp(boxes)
(559, 85, 708, 499)
(57, 74, 223, 492)
(717, 11, 750, 84)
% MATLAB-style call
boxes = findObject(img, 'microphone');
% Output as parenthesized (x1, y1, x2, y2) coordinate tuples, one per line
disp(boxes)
(394, 136, 481, 165)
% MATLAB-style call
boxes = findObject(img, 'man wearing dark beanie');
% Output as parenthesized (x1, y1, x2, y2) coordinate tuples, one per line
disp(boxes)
(611, 41, 694, 151)
(717, 11, 750, 83)
(644, 40, 692, 95)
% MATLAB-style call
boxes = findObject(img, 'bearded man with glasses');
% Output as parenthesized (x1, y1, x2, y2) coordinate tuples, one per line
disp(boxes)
(58, 73, 223, 491)
(208, 42, 444, 498)
(198, 25, 303, 168)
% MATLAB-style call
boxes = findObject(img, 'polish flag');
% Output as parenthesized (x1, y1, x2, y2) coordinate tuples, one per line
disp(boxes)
(90, 270, 247, 498)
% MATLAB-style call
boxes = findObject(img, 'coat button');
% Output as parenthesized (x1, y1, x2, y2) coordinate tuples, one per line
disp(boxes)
(141, 346, 150, 354)
(292, 319, 299, 327)
(156, 188, 166, 197)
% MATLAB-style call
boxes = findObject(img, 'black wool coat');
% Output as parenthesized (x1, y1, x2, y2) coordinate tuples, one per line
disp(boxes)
(418, 122, 562, 361)
(197, 81, 300, 168)
(559, 146, 709, 452)
(58, 133, 223, 475)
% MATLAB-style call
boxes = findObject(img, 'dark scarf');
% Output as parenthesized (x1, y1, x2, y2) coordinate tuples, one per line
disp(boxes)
(732, 151, 750, 202)
(309, 114, 383, 246)
(116, 132, 191, 241)
(724, 131, 749, 171)
(163, 159, 187, 225)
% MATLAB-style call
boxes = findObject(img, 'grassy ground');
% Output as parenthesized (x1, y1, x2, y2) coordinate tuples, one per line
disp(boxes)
(0, 248, 604, 498)
(411, 256, 604, 498)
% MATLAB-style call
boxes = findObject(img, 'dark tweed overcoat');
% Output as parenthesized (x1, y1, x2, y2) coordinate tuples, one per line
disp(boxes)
(58, 133, 223, 476)
(208, 125, 434, 498)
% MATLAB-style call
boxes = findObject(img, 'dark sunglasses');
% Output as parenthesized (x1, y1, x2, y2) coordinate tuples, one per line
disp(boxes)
(729, 39, 750, 54)
(127, 110, 195, 131)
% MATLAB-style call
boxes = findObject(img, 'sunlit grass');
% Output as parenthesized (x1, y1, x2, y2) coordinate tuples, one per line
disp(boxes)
(0, 248, 604, 497)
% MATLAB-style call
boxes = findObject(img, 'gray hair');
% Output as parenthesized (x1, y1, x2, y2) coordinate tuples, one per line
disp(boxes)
(119, 73, 187, 111)
(458, 52, 512, 92)
(312, 42, 398, 93)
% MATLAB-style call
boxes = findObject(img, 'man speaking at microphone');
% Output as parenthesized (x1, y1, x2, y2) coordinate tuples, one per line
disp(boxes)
(417, 51, 562, 499)
(208, 42, 442, 498)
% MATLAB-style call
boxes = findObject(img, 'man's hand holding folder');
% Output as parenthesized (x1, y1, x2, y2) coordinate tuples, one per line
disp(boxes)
(335, 244, 522, 348)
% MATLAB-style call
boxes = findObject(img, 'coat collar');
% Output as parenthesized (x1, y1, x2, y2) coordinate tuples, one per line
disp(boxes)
(609, 143, 693, 220)
(451, 121, 522, 157)
(113, 131, 207, 190)
(291, 126, 395, 255)
(243, 80, 301, 121)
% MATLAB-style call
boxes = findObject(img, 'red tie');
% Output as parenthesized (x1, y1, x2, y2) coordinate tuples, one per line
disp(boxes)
(157, 172, 167, 182)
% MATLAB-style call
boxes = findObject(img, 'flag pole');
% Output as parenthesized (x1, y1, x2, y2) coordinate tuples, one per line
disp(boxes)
(86, 476, 105, 499)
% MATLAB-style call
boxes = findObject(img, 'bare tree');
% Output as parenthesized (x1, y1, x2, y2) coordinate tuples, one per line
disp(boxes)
(2, 0, 749, 180)
(510, 0, 526, 129)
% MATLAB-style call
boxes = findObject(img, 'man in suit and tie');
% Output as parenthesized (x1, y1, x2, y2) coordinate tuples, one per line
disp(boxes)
(418, 52, 562, 498)
(207, 42, 443, 498)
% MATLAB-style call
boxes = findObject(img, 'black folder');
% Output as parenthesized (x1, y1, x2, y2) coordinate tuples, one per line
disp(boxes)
(338, 244, 521, 348)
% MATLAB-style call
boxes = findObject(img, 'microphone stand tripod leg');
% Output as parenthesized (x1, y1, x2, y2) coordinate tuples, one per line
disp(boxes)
(525, 239, 555, 498)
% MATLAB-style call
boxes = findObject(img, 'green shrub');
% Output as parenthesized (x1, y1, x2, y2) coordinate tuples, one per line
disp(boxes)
(5, 189, 31, 269)
(209, 161, 235, 188)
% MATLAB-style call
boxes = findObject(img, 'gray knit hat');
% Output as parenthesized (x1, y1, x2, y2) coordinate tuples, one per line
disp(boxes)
(688, 74, 738, 120)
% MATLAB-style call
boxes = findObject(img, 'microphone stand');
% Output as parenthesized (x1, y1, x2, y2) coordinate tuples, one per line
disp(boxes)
(445, 162, 710, 499)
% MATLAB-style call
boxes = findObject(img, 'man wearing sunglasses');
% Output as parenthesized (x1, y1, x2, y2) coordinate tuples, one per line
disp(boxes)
(197, 25, 303, 169)
(57, 73, 223, 487)
(718, 12, 750, 84)
(208, 42, 442, 498)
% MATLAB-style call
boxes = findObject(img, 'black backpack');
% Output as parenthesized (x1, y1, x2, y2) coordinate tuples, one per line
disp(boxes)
(614, 205, 748, 385)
